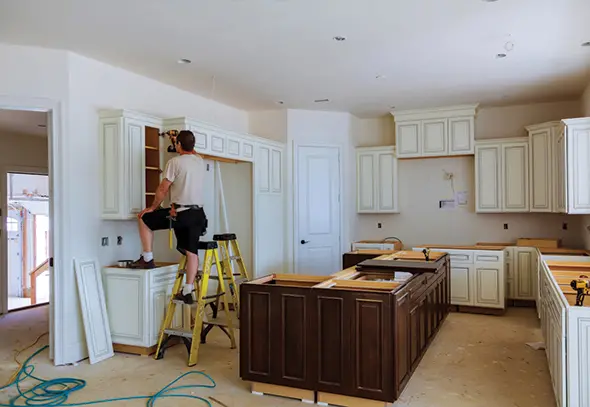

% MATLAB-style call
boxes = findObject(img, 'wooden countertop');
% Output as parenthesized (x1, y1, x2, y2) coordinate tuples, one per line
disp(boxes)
(344, 249, 399, 255)
(538, 248, 590, 255)
(415, 244, 506, 251)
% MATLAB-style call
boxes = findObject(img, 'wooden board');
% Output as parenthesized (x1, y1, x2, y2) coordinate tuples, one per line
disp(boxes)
(517, 238, 560, 248)
(415, 244, 506, 251)
(389, 250, 446, 261)
(251, 382, 314, 403)
(317, 392, 390, 407)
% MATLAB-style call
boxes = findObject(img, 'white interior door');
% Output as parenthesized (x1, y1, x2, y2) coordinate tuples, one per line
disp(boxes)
(296, 145, 341, 276)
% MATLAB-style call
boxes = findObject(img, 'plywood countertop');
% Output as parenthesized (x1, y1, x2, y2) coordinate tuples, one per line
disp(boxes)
(344, 249, 400, 255)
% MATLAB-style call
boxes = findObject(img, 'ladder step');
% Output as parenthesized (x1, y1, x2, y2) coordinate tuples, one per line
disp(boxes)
(229, 256, 241, 261)
(164, 328, 194, 338)
(203, 293, 225, 300)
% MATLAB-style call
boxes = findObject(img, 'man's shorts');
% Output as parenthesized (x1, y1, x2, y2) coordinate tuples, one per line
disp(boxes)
(141, 207, 208, 255)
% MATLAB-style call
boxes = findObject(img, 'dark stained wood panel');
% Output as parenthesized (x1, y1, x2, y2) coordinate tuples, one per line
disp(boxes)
(316, 295, 348, 392)
(239, 289, 272, 381)
(395, 291, 410, 395)
(281, 294, 306, 380)
(350, 293, 392, 401)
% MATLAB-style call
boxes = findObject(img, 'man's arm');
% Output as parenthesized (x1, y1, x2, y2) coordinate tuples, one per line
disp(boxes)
(148, 178, 172, 210)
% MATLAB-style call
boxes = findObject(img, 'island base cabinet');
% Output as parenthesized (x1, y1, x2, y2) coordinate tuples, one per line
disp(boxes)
(239, 263, 450, 404)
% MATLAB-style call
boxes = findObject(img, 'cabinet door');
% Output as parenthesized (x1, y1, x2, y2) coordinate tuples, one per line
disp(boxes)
(376, 151, 398, 212)
(396, 122, 421, 158)
(567, 124, 590, 213)
(473, 266, 502, 308)
(421, 119, 447, 156)
(315, 292, 351, 395)
(395, 292, 410, 396)
(271, 148, 282, 193)
(240, 285, 273, 382)
(125, 119, 145, 216)
(348, 292, 393, 401)
(100, 119, 123, 218)
(515, 249, 535, 300)
(409, 303, 420, 368)
(150, 287, 168, 346)
(530, 129, 553, 212)
(502, 142, 529, 212)
(475, 145, 502, 212)
(357, 152, 376, 212)
(450, 266, 472, 305)
(270, 287, 316, 389)
(555, 130, 567, 213)
(257, 146, 271, 193)
(449, 116, 474, 155)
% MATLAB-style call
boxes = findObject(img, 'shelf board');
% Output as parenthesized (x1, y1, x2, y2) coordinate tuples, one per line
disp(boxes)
(145, 166, 161, 171)
(145, 145, 158, 151)
(146, 192, 155, 196)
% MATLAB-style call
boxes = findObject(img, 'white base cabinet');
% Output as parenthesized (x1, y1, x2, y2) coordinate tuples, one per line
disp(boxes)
(356, 146, 399, 213)
(102, 264, 182, 349)
(475, 138, 529, 213)
(413, 248, 505, 309)
(505, 247, 537, 301)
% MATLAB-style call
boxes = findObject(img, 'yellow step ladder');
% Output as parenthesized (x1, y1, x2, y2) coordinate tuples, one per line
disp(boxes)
(207, 233, 250, 319)
(154, 240, 236, 366)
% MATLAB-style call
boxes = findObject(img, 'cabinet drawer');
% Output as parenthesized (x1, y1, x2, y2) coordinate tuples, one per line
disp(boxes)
(442, 250, 474, 264)
(474, 252, 502, 263)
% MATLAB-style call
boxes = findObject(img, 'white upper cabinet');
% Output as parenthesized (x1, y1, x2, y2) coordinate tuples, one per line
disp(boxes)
(475, 144, 502, 212)
(502, 141, 529, 212)
(99, 110, 161, 220)
(527, 122, 559, 212)
(475, 138, 529, 213)
(563, 118, 590, 214)
(356, 146, 399, 213)
(392, 104, 478, 159)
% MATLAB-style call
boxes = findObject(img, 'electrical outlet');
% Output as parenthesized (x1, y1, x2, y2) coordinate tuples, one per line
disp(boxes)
(503, 223, 508, 230)
(101, 237, 109, 246)
(377, 223, 382, 229)
(562, 222, 568, 230)
(117, 236, 123, 245)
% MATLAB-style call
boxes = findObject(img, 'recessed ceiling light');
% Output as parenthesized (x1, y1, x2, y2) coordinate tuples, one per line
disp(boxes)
(482, 0, 499, 2)
(582, 42, 590, 47)
(333, 36, 346, 42)
(496, 53, 507, 58)
(177, 58, 192, 64)
(314, 99, 330, 103)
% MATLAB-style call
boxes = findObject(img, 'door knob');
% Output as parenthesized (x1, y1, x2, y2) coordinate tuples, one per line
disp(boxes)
(301, 240, 309, 244)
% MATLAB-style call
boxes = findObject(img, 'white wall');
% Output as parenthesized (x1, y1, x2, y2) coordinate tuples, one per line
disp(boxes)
(475, 100, 581, 140)
(354, 100, 585, 249)
(0, 132, 49, 170)
(249, 110, 287, 143)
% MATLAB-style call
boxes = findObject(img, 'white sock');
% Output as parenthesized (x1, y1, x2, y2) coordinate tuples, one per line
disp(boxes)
(182, 284, 193, 295)
(142, 252, 153, 262)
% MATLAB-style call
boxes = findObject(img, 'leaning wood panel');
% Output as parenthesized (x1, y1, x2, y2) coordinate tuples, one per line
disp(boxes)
(74, 258, 114, 364)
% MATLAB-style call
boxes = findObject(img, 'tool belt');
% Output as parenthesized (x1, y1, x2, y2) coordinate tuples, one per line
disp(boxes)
(172, 203, 202, 210)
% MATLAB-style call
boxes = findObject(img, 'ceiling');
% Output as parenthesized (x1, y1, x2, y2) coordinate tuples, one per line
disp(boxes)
(0, 110, 47, 137)
(0, 0, 589, 117)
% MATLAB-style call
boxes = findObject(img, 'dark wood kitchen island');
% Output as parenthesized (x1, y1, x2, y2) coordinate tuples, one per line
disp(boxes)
(239, 251, 451, 406)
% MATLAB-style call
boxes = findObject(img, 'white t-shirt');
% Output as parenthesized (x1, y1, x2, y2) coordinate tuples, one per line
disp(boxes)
(163, 154, 205, 206)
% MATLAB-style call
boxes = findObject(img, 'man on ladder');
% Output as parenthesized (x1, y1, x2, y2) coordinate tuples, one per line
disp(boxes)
(130, 130, 207, 305)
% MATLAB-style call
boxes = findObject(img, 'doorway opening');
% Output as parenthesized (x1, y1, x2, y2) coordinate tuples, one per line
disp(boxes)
(6, 172, 50, 311)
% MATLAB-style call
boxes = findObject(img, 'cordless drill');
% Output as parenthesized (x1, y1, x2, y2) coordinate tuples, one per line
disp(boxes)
(570, 275, 590, 306)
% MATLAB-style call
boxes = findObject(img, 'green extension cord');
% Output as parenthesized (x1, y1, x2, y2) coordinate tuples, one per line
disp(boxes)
(0, 345, 217, 406)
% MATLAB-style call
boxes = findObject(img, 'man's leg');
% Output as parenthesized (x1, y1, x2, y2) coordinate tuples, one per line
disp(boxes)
(183, 250, 199, 294)
(131, 208, 170, 269)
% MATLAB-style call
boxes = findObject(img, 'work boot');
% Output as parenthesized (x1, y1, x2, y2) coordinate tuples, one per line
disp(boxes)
(129, 256, 156, 269)
(173, 291, 194, 305)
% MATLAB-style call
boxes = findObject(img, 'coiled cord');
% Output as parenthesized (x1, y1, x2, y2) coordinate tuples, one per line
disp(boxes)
(0, 345, 216, 407)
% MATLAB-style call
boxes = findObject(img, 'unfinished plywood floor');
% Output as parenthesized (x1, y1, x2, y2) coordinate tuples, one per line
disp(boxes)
(0, 306, 555, 407)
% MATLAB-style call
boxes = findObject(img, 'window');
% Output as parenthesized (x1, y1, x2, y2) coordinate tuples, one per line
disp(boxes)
(6, 217, 18, 232)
